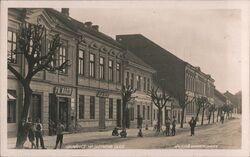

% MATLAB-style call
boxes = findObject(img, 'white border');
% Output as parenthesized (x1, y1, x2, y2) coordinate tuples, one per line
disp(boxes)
(1, 1, 249, 157)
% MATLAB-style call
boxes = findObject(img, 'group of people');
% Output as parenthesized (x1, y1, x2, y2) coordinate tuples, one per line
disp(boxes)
(22, 117, 65, 149)
(165, 116, 177, 136)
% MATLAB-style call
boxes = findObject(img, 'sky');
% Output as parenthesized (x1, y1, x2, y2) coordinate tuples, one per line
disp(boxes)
(64, 8, 241, 94)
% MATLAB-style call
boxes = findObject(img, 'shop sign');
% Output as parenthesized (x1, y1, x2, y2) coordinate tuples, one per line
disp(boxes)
(54, 86, 73, 96)
(96, 90, 109, 97)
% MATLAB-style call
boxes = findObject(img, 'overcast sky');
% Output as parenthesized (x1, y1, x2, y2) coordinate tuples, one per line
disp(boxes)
(65, 8, 241, 94)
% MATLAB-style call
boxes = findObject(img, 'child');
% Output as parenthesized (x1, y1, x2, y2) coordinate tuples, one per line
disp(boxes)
(54, 121, 65, 149)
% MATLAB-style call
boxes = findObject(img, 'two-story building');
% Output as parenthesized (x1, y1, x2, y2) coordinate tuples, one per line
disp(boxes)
(7, 8, 128, 136)
(123, 51, 156, 128)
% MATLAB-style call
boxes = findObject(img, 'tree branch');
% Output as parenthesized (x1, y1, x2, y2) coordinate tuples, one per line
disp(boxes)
(8, 64, 25, 85)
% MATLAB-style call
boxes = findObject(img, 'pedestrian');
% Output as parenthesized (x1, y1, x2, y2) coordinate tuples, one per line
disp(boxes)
(189, 117, 196, 136)
(35, 118, 46, 149)
(171, 116, 176, 136)
(220, 112, 224, 124)
(165, 117, 171, 136)
(112, 127, 119, 136)
(54, 121, 65, 149)
(27, 117, 36, 148)
(137, 128, 143, 137)
(137, 115, 143, 129)
(120, 128, 127, 138)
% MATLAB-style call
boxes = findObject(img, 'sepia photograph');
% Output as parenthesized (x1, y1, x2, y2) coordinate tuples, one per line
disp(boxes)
(0, 1, 249, 157)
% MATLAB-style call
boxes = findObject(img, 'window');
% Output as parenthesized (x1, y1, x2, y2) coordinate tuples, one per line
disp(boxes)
(30, 94, 42, 121)
(89, 54, 95, 78)
(7, 90, 16, 123)
(147, 78, 150, 91)
(126, 72, 130, 86)
(108, 60, 113, 81)
(153, 109, 156, 120)
(116, 63, 121, 83)
(109, 98, 113, 119)
(59, 46, 67, 73)
(130, 107, 134, 121)
(8, 31, 17, 63)
(90, 96, 95, 119)
(137, 105, 140, 118)
(147, 106, 150, 120)
(143, 77, 146, 91)
(78, 50, 84, 75)
(79, 95, 85, 119)
(143, 106, 145, 119)
(99, 57, 105, 80)
(131, 73, 134, 88)
(136, 75, 141, 90)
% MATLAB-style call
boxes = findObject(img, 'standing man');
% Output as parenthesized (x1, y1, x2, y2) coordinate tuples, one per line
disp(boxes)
(171, 116, 176, 136)
(220, 112, 225, 124)
(27, 117, 36, 148)
(165, 117, 171, 136)
(189, 117, 196, 136)
(54, 121, 65, 149)
(35, 118, 46, 149)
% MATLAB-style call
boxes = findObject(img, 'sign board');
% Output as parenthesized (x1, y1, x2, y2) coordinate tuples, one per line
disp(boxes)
(54, 86, 73, 96)
(96, 90, 109, 97)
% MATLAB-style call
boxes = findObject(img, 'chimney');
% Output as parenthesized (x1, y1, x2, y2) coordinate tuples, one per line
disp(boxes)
(92, 25, 99, 31)
(84, 21, 92, 27)
(61, 8, 69, 16)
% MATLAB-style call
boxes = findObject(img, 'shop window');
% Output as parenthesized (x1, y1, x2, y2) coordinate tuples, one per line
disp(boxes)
(109, 98, 113, 119)
(147, 106, 150, 120)
(90, 96, 95, 119)
(7, 90, 16, 123)
(137, 105, 140, 118)
(143, 106, 145, 119)
(79, 95, 85, 119)
(130, 107, 134, 121)
(30, 94, 42, 121)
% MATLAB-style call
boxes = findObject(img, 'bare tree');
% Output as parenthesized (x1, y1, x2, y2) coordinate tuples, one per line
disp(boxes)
(147, 79, 173, 133)
(121, 85, 136, 129)
(195, 96, 208, 123)
(208, 104, 216, 124)
(8, 22, 69, 148)
(178, 94, 195, 128)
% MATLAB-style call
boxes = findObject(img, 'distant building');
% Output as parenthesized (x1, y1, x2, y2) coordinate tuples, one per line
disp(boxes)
(123, 51, 156, 128)
(116, 34, 215, 124)
(224, 91, 241, 114)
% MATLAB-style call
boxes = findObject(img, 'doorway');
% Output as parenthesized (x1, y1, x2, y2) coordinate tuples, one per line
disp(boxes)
(116, 99, 121, 127)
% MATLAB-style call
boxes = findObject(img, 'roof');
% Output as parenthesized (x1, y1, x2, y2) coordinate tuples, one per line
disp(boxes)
(214, 89, 226, 102)
(125, 50, 155, 71)
(44, 8, 125, 49)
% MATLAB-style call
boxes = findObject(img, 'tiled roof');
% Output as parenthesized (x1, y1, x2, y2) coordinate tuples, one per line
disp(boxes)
(44, 8, 125, 49)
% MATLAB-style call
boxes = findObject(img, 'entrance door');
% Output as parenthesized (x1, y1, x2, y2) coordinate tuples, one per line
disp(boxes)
(116, 99, 121, 127)
(49, 94, 57, 135)
(99, 98, 106, 129)
(59, 98, 69, 131)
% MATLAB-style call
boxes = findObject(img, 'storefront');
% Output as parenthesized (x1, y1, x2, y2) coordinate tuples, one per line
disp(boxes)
(49, 86, 73, 135)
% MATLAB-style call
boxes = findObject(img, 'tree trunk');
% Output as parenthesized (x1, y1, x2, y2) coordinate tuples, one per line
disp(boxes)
(16, 86, 32, 148)
(208, 112, 211, 124)
(157, 109, 162, 132)
(201, 107, 205, 125)
(180, 107, 185, 128)
(212, 111, 215, 123)
(122, 100, 127, 129)
(216, 108, 220, 122)
(195, 106, 201, 122)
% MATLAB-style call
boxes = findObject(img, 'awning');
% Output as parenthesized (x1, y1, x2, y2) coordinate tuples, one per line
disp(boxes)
(7, 93, 16, 101)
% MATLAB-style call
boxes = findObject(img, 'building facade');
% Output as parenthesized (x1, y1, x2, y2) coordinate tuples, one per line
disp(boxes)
(123, 51, 156, 128)
(7, 8, 157, 136)
(116, 34, 215, 125)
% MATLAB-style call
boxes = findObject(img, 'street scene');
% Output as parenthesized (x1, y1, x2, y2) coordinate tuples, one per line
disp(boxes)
(8, 115, 241, 149)
(6, 7, 242, 150)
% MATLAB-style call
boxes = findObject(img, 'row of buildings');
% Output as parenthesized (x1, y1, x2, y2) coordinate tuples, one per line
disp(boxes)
(7, 8, 240, 136)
